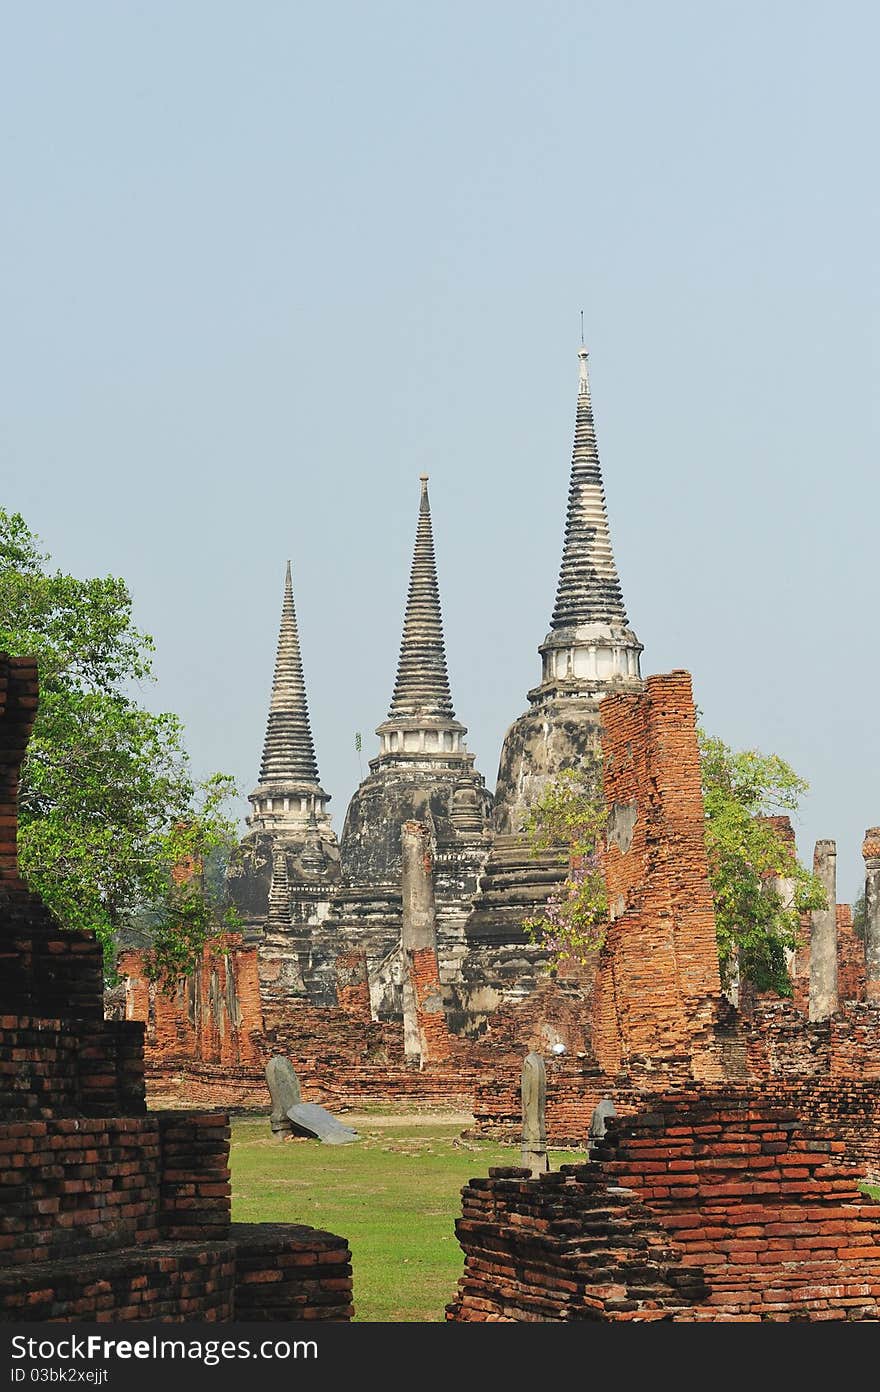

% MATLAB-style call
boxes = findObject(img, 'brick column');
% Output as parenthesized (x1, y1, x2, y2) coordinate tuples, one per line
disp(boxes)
(809, 840, 838, 1021)
(400, 820, 449, 1065)
(863, 829, 880, 1002)
(592, 671, 723, 1079)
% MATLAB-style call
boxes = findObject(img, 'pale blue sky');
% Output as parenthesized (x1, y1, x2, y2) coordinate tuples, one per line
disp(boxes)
(2, 2, 877, 899)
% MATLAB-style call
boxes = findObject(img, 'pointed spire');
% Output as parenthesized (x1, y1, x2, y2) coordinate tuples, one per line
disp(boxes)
(259, 561, 320, 785)
(550, 346, 630, 631)
(387, 476, 455, 721)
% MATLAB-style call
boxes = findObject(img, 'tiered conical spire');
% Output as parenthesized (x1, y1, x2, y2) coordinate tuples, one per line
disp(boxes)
(259, 561, 320, 785)
(247, 562, 334, 838)
(550, 347, 629, 630)
(387, 476, 455, 721)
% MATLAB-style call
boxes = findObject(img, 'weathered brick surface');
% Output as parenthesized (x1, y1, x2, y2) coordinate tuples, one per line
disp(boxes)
(837, 904, 866, 1004)
(409, 944, 452, 1062)
(592, 673, 723, 1080)
(0, 889, 105, 1023)
(446, 1163, 706, 1322)
(0, 1016, 146, 1119)
(230, 1224, 353, 1321)
(0, 1242, 236, 1322)
(335, 949, 372, 1020)
(0, 1117, 161, 1267)
(0, 655, 352, 1323)
(451, 1088, 880, 1322)
(116, 940, 263, 1070)
(596, 1088, 880, 1320)
(157, 1112, 231, 1241)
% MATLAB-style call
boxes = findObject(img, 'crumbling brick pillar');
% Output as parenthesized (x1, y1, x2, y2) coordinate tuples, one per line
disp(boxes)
(336, 948, 372, 1021)
(400, 820, 450, 1065)
(864, 829, 880, 1003)
(592, 671, 723, 1081)
(0, 657, 38, 887)
(836, 904, 866, 1004)
(810, 839, 838, 1021)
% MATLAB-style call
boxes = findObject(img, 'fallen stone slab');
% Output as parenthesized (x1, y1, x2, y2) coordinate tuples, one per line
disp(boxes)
(286, 1102, 360, 1145)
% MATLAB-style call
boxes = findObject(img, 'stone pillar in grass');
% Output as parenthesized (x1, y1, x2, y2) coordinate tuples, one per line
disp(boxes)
(521, 1051, 549, 1177)
(266, 1055, 301, 1138)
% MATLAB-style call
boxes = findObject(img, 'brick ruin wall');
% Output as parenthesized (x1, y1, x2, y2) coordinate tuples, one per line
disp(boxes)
(116, 937, 263, 1071)
(0, 654, 353, 1322)
(597, 1089, 880, 1320)
(114, 934, 600, 1114)
(110, 661, 880, 1211)
(448, 1087, 880, 1322)
(409, 943, 452, 1063)
(335, 948, 372, 1019)
(837, 903, 867, 1003)
(447, 1160, 706, 1321)
(590, 672, 724, 1081)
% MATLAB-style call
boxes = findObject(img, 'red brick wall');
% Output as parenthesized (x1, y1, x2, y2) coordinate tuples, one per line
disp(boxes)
(0, 890, 105, 1023)
(0, 1243, 237, 1322)
(0, 1016, 145, 1119)
(230, 1224, 353, 1321)
(451, 1088, 880, 1322)
(0, 1117, 161, 1267)
(447, 1162, 705, 1321)
(837, 904, 866, 1004)
(336, 949, 372, 1020)
(592, 672, 723, 1079)
(118, 939, 263, 1069)
(157, 1111, 231, 1241)
(409, 944, 452, 1063)
(597, 1088, 880, 1320)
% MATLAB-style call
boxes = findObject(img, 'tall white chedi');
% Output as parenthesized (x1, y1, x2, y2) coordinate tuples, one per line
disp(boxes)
(493, 343, 644, 834)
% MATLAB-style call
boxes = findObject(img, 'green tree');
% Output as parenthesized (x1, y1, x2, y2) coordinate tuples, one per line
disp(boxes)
(522, 762, 608, 964)
(699, 731, 826, 994)
(0, 508, 240, 979)
(523, 731, 826, 997)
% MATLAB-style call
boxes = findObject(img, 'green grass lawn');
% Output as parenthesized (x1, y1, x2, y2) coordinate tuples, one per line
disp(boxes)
(230, 1109, 584, 1322)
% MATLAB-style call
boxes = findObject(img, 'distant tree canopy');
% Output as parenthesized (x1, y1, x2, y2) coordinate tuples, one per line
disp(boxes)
(0, 508, 240, 981)
(524, 730, 827, 998)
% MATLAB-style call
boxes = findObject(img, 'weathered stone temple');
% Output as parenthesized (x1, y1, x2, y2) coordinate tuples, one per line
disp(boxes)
(225, 560, 340, 1005)
(114, 343, 650, 1076)
(113, 343, 880, 1148)
(460, 343, 644, 1020)
(329, 473, 493, 1020)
